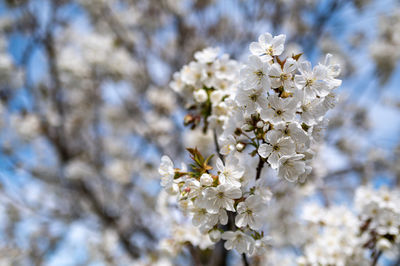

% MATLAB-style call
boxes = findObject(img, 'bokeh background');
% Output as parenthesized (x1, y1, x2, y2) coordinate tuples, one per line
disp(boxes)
(0, 0, 400, 265)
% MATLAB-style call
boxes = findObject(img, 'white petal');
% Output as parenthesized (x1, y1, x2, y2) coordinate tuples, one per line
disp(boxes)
(259, 33, 273, 44)
(299, 61, 312, 75)
(258, 144, 272, 158)
(268, 152, 280, 169)
(266, 130, 281, 144)
(249, 42, 263, 56)
(260, 108, 275, 122)
(235, 213, 247, 228)
(278, 137, 295, 155)
(225, 187, 242, 199)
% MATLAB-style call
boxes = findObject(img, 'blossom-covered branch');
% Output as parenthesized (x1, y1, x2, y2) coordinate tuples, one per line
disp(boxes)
(160, 32, 343, 258)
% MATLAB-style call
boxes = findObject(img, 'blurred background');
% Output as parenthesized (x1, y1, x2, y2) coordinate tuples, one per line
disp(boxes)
(0, 0, 400, 265)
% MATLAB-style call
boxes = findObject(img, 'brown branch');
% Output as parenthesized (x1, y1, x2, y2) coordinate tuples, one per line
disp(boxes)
(371, 250, 382, 266)
(188, 244, 202, 266)
(68, 179, 147, 259)
(323, 165, 364, 180)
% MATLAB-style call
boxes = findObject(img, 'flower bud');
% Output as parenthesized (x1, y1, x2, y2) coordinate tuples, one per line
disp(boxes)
(251, 113, 259, 122)
(377, 238, 392, 251)
(184, 114, 195, 126)
(200, 173, 213, 186)
(234, 128, 242, 136)
(236, 142, 245, 152)
(242, 124, 253, 131)
(209, 229, 221, 242)
(193, 89, 208, 103)
(256, 121, 264, 128)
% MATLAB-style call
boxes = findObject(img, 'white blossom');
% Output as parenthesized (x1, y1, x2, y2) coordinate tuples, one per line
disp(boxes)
(260, 94, 296, 123)
(295, 61, 330, 99)
(277, 154, 306, 182)
(249, 33, 285, 62)
(204, 183, 242, 213)
(221, 230, 255, 255)
(216, 156, 244, 187)
(269, 58, 297, 91)
(240, 55, 271, 90)
(258, 130, 296, 169)
(235, 195, 264, 230)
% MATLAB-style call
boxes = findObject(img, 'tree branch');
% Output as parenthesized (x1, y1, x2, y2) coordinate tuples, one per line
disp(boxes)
(371, 250, 382, 266)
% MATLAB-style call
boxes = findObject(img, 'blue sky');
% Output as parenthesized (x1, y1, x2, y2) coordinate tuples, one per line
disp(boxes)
(1, 0, 400, 265)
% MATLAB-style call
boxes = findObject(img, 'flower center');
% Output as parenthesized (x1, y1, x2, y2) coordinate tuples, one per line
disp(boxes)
(255, 70, 264, 78)
(280, 73, 290, 81)
(284, 128, 290, 135)
(383, 195, 390, 201)
(305, 78, 314, 87)
(250, 94, 258, 102)
(266, 46, 273, 55)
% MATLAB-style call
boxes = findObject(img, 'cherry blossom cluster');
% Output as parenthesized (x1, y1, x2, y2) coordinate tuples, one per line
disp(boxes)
(370, 9, 400, 82)
(156, 190, 215, 256)
(160, 32, 342, 256)
(219, 33, 341, 183)
(299, 204, 368, 266)
(355, 186, 400, 252)
(170, 47, 240, 132)
(159, 148, 271, 256)
(298, 185, 400, 265)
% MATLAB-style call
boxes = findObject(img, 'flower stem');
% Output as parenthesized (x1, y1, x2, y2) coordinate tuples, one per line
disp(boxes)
(213, 129, 224, 163)
(255, 156, 265, 180)
(242, 253, 250, 266)
(371, 250, 382, 266)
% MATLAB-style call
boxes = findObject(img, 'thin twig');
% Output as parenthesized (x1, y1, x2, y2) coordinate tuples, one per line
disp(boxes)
(242, 253, 250, 266)
(213, 129, 224, 163)
(371, 250, 382, 266)
(255, 156, 265, 180)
